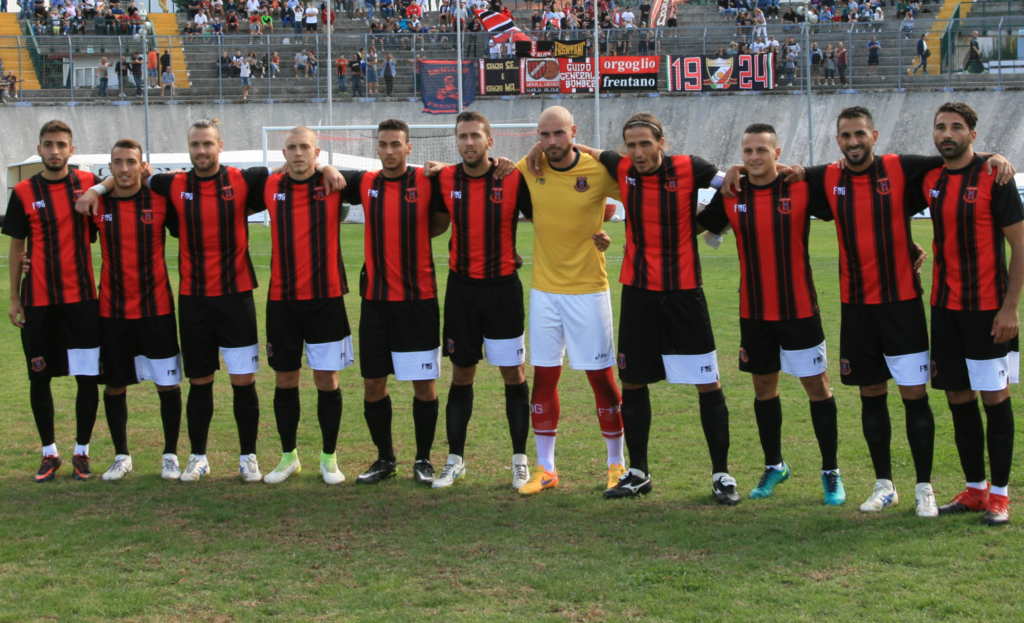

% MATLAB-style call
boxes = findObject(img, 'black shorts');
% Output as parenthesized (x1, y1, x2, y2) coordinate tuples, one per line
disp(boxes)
(442, 272, 525, 368)
(100, 314, 182, 388)
(21, 299, 101, 379)
(266, 297, 353, 372)
(839, 298, 930, 387)
(359, 297, 441, 380)
(931, 306, 1019, 392)
(617, 285, 719, 385)
(739, 315, 828, 377)
(178, 291, 259, 378)
(304, 22, 316, 31)
(868, 57, 880, 66)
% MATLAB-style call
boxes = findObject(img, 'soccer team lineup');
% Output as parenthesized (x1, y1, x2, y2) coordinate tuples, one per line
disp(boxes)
(8, 102, 1024, 527)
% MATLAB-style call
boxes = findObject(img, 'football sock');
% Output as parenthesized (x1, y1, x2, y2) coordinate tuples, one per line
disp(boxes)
(810, 396, 839, 472)
(753, 396, 783, 466)
(445, 383, 474, 458)
(860, 393, 892, 481)
(620, 386, 652, 475)
(504, 381, 530, 456)
(967, 481, 988, 490)
(363, 395, 395, 461)
(586, 367, 624, 466)
(274, 386, 301, 454)
(412, 397, 439, 462)
(232, 381, 260, 456)
(991, 485, 1009, 496)
(42, 443, 58, 457)
(984, 397, 1014, 489)
(949, 399, 987, 484)
(699, 388, 731, 475)
(531, 366, 562, 470)
(103, 392, 130, 456)
(29, 377, 56, 447)
(158, 387, 182, 456)
(317, 388, 343, 455)
(74, 443, 89, 456)
(186, 381, 215, 456)
(75, 376, 99, 446)
(903, 394, 934, 483)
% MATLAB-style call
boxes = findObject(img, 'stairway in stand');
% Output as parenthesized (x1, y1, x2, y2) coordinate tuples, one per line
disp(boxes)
(149, 13, 191, 89)
(0, 13, 41, 90)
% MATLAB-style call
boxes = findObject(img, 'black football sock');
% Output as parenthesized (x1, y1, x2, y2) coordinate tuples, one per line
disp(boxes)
(273, 386, 301, 454)
(363, 395, 395, 461)
(186, 381, 215, 455)
(445, 384, 474, 458)
(984, 397, 1014, 489)
(754, 396, 783, 466)
(158, 387, 182, 456)
(317, 388, 342, 455)
(620, 386, 652, 475)
(29, 377, 56, 447)
(699, 388, 731, 475)
(860, 394, 892, 480)
(413, 397, 440, 462)
(949, 399, 987, 483)
(504, 381, 530, 456)
(810, 396, 839, 472)
(232, 381, 260, 456)
(903, 395, 935, 483)
(103, 392, 130, 456)
(75, 376, 99, 446)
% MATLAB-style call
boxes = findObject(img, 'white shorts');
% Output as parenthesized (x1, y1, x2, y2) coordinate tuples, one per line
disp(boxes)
(529, 289, 615, 370)
(966, 355, 1013, 392)
(306, 336, 355, 372)
(393, 348, 442, 382)
(68, 347, 101, 377)
(664, 352, 720, 385)
(781, 342, 829, 379)
(484, 335, 527, 367)
(221, 344, 260, 375)
(135, 354, 183, 387)
(884, 351, 931, 386)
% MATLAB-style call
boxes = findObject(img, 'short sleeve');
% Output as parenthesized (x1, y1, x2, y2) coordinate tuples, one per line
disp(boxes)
(602, 165, 622, 202)
(148, 173, 175, 197)
(429, 175, 446, 214)
(992, 180, 1024, 229)
(516, 175, 533, 220)
(243, 166, 271, 214)
(898, 154, 945, 188)
(164, 201, 180, 238)
(696, 192, 729, 235)
(597, 150, 622, 177)
(340, 170, 365, 206)
(2, 192, 28, 239)
(690, 156, 720, 189)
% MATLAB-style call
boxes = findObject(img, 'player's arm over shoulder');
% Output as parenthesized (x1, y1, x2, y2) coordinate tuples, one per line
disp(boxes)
(992, 175, 1024, 229)
(696, 192, 729, 235)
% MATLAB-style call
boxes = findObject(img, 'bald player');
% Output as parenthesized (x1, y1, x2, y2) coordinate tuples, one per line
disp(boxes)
(514, 106, 626, 495)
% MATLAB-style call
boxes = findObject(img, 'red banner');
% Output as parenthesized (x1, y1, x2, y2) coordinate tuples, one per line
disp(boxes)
(559, 58, 596, 93)
(599, 56, 660, 91)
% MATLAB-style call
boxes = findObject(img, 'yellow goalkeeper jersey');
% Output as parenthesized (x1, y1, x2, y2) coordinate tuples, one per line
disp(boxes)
(516, 149, 621, 294)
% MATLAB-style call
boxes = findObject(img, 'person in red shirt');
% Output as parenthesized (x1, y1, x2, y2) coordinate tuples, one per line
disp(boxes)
(147, 48, 158, 89)
(699, 124, 845, 507)
(340, 119, 450, 486)
(90, 139, 183, 482)
(3, 120, 101, 482)
(921, 102, 1024, 526)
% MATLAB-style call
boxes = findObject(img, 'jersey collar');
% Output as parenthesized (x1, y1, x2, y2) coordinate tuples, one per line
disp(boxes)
(549, 147, 581, 172)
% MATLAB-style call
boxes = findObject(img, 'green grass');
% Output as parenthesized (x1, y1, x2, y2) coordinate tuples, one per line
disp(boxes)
(0, 220, 1021, 622)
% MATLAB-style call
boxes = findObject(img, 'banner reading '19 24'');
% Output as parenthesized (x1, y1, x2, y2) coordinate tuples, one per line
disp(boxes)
(664, 54, 775, 92)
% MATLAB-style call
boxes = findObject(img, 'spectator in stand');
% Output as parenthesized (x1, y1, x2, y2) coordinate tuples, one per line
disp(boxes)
(871, 5, 883, 32)
(809, 42, 822, 85)
(866, 35, 881, 76)
(912, 33, 928, 74)
(231, 49, 245, 74)
(902, 13, 914, 38)
(226, 9, 240, 32)
(753, 7, 767, 37)
(382, 52, 396, 95)
(271, 0, 282, 17)
(365, 46, 379, 94)
(321, 1, 335, 31)
(836, 40, 848, 85)
(261, 9, 274, 33)
(96, 58, 109, 97)
(217, 50, 232, 76)
(349, 54, 363, 95)
(188, 0, 200, 19)
(131, 52, 144, 96)
(248, 12, 262, 43)
(161, 67, 175, 97)
(282, 2, 296, 26)
(239, 55, 253, 99)
(364, 0, 374, 21)
(251, 50, 266, 77)
(147, 47, 159, 89)
(195, 7, 209, 27)
(781, 5, 796, 30)
(309, 50, 320, 76)
(245, 0, 260, 15)
(823, 44, 837, 85)
(270, 51, 281, 77)
(784, 45, 796, 85)
(336, 52, 348, 93)
(488, 37, 500, 58)
(304, 1, 319, 34)
(212, 0, 225, 17)
(295, 49, 309, 76)
(667, 0, 678, 26)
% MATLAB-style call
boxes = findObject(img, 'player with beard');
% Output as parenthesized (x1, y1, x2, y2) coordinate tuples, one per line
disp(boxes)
(921, 102, 1023, 526)
(3, 120, 102, 482)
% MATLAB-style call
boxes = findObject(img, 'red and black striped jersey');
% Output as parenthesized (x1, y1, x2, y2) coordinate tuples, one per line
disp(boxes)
(599, 151, 719, 291)
(93, 188, 178, 319)
(434, 161, 532, 281)
(3, 169, 100, 307)
(149, 166, 269, 297)
(698, 175, 819, 321)
(341, 167, 444, 301)
(261, 172, 349, 301)
(921, 156, 1024, 311)
(805, 154, 942, 305)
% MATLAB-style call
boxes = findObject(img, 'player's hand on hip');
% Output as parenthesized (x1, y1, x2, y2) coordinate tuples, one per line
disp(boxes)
(320, 165, 346, 193)
(8, 299, 25, 328)
(75, 189, 101, 216)
(721, 164, 745, 198)
(985, 154, 1016, 185)
(779, 163, 805, 183)
(492, 157, 515, 179)
(526, 141, 545, 177)
(992, 306, 1019, 344)
(593, 231, 611, 252)
(912, 242, 927, 274)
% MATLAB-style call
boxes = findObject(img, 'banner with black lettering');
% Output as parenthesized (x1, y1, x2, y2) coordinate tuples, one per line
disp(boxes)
(419, 60, 477, 114)
(599, 56, 660, 92)
(477, 58, 521, 95)
(516, 39, 587, 59)
(664, 54, 775, 92)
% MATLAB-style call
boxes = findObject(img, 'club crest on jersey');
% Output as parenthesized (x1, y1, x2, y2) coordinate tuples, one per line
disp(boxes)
(446, 338, 454, 354)
(574, 177, 590, 192)
(964, 187, 978, 202)
(314, 186, 326, 201)
(491, 188, 503, 203)
(876, 178, 892, 195)
(739, 348, 749, 363)
(777, 198, 792, 214)
(31, 357, 46, 372)
(221, 186, 235, 200)
(840, 358, 851, 375)
(405, 188, 418, 202)
(140, 210, 154, 224)
(74, 190, 85, 200)
(664, 178, 678, 192)
(617, 353, 626, 369)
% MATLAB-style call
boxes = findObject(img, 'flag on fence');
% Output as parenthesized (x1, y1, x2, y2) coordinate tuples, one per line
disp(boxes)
(419, 60, 477, 114)
(472, 8, 532, 43)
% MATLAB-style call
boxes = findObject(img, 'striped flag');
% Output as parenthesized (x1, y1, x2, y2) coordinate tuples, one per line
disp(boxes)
(472, 8, 532, 43)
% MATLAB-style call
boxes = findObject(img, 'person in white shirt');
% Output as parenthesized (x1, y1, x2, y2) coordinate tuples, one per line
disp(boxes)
(194, 9, 209, 26)
(488, 38, 500, 58)
(305, 3, 318, 32)
(751, 38, 765, 53)
(238, 57, 252, 99)
(621, 8, 635, 27)
(246, 0, 260, 13)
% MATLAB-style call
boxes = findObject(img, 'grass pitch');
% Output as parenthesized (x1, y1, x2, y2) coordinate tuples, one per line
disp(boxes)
(0, 220, 1021, 622)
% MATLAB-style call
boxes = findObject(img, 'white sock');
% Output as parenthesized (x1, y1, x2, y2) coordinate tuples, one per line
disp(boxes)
(536, 435, 556, 472)
(43, 443, 58, 457)
(822, 469, 839, 475)
(767, 462, 784, 471)
(239, 454, 250, 466)
(990, 485, 1008, 497)
(966, 481, 988, 490)
(447, 454, 463, 466)
(605, 435, 624, 467)
(74, 443, 88, 456)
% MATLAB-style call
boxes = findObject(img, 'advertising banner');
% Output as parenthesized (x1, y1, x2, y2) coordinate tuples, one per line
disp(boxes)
(477, 58, 521, 95)
(520, 58, 562, 93)
(559, 57, 596, 93)
(516, 39, 588, 59)
(599, 56, 660, 91)
(419, 60, 478, 114)
(664, 54, 775, 92)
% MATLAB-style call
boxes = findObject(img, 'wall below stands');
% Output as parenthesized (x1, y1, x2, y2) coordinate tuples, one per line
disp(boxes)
(3, 90, 1024, 200)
